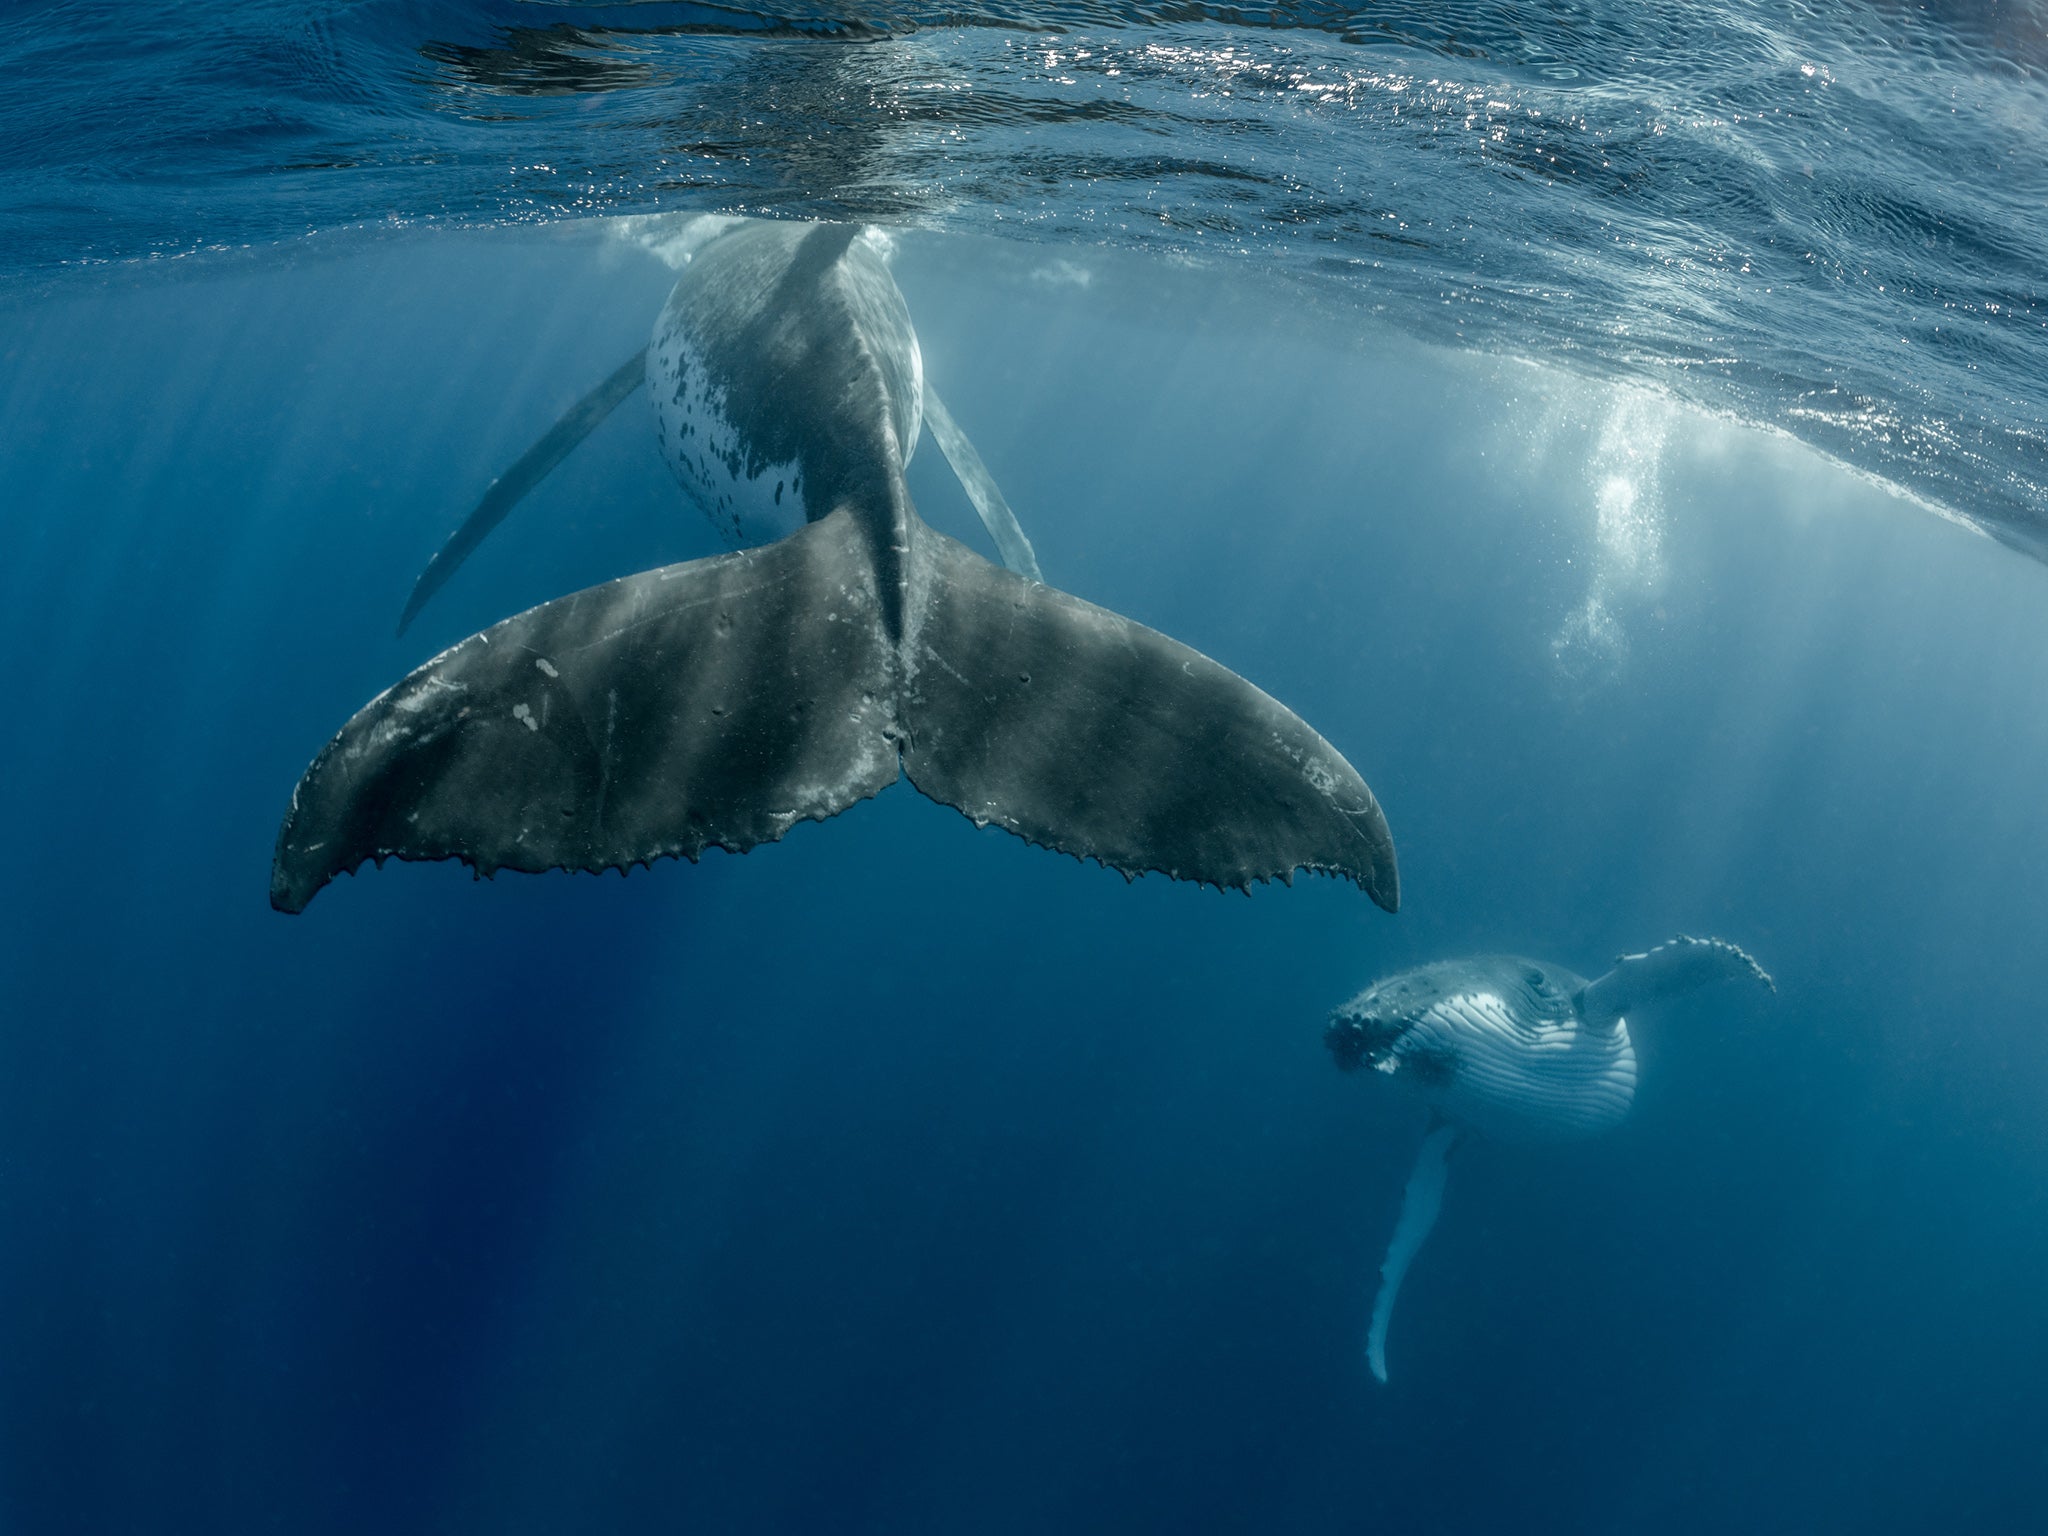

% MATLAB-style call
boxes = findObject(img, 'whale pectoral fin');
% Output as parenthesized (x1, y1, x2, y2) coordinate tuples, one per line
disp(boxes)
(397, 347, 649, 636)
(1577, 935, 1776, 1028)
(921, 384, 1044, 583)
(275, 509, 897, 913)
(898, 528, 1398, 908)
(1368, 1122, 1458, 1385)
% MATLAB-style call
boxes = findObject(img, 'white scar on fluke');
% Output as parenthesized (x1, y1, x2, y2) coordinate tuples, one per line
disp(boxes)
(1325, 935, 1774, 1383)
(270, 219, 1399, 914)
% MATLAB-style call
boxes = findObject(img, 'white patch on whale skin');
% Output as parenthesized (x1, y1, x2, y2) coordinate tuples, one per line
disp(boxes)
(392, 673, 466, 715)
(647, 313, 806, 547)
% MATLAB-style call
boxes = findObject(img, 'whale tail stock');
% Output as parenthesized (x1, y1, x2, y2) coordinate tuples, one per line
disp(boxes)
(271, 510, 1398, 914)
(392, 353, 1043, 642)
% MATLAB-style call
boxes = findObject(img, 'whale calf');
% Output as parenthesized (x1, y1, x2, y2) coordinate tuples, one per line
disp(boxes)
(1325, 935, 1773, 1382)
(271, 221, 1399, 913)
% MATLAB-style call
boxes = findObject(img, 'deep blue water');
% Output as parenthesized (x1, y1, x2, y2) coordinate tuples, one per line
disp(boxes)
(4, 5, 2048, 1534)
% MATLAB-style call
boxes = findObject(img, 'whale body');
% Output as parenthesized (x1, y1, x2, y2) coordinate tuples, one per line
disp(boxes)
(1328, 954, 1638, 1144)
(1326, 935, 1773, 1381)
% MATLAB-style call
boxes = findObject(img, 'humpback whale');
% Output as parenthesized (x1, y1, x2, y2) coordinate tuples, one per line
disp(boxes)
(1325, 935, 1774, 1382)
(270, 221, 1399, 913)
(395, 220, 1043, 636)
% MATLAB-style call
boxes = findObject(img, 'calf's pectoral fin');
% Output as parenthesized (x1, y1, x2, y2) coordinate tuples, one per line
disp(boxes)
(1576, 935, 1775, 1028)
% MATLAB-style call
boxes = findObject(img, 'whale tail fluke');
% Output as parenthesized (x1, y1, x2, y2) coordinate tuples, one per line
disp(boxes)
(902, 528, 1398, 905)
(1368, 1120, 1458, 1385)
(273, 512, 1397, 913)
(275, 508, 897, 914)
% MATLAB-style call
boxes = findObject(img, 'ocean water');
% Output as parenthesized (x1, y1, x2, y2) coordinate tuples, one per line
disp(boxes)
(3, 4, 2047, 1534)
